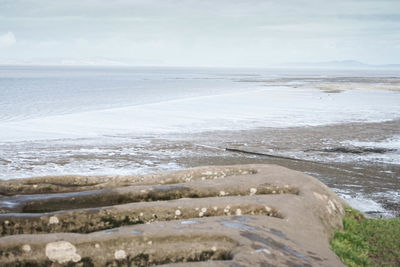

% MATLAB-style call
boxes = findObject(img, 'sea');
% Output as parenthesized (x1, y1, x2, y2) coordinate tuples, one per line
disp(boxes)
(0, 65, 399, 217)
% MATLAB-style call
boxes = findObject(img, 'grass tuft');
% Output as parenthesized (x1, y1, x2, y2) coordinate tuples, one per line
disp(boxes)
(331, 207, 400, 267)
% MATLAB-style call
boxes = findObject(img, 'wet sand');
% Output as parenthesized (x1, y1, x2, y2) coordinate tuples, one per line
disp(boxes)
(169, 119, 400, 217)
(239, 76, 400, 92)
(1, 119, 398, 218)
(1, 73, 399, 218)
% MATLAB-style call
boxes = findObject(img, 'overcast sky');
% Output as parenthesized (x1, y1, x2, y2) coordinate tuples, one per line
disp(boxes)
(0, 0, 399, 67)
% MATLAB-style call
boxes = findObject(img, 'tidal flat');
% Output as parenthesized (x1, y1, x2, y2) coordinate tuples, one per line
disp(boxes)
(0, 67, 399, 218)
(1, 119, 399, 218)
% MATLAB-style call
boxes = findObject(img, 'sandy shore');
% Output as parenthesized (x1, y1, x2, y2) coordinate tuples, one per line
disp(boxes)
(239, 76, 400, 92)
(171, 119, 400, 218)
(1, 119, 398, 218)
(1, 71, 399, 219)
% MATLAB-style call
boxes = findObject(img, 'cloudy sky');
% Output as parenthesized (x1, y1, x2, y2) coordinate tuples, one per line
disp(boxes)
(0, 0, 399, 67)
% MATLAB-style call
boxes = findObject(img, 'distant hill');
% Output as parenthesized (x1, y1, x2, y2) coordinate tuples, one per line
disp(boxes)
(1, 58, 399, 69)
(276, 60, 400, 69)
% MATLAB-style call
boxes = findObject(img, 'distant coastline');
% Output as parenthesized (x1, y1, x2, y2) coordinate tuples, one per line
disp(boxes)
(0, 60, 399, 70)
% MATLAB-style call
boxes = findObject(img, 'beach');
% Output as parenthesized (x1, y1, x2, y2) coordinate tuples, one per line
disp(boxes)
(0, 66, 399, 217)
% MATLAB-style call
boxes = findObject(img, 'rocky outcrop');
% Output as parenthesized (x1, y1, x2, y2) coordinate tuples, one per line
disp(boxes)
(0, 164, 347, 266)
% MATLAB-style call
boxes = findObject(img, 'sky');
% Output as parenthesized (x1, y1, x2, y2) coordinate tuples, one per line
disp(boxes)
(0, 0, 399, 67)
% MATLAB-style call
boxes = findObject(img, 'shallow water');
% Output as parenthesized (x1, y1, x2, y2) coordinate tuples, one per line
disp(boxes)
(0, 66, 399, 217)
(1, 66, 400, 142)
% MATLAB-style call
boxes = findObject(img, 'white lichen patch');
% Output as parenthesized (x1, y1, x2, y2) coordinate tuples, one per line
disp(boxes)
(265, 206, 272, 212)
(333, 199, 344, 214)
(175, 209, 181, 216)
(213, 206, 218, 211)
(328, 200, 336, 211)
(45, 241, 81, 264)
(249, 188, 257, 196)
(211, 246, 217, 252)
(199, 212, 204, 217)
(114, 250, 127, 260)
(49, 216, 59, 225)
(219, 191, 226, 196)
(201, 207, 207, 213)
(235, 209, 242, 216)
(314, 192, 339, 215)
(94, 243, 100, 249)
(22, 244, 31, 252)
(224, 205, 231, 214)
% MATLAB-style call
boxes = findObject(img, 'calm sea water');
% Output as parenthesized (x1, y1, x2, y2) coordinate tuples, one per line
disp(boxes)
(0, 66, 250, 122)
(1, 66, 399, 123)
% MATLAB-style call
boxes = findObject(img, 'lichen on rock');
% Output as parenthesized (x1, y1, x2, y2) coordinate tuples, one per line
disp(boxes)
(45, 241, 81, 264)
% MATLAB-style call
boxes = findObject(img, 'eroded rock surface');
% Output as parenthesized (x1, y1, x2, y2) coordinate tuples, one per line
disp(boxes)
(0, 164, 347, 266)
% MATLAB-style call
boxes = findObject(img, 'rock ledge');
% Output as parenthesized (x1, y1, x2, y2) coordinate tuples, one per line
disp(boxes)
(0, 164, 346, 266)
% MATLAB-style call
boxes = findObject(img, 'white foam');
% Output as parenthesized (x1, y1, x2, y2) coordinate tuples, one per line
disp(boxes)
(372, 190, 400, 205)
(343, 136, 400, 150)
(334, 189, 389, 217)
(339, 136, 400, 164)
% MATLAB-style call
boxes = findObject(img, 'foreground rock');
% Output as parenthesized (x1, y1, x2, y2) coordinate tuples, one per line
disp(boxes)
(0, 164, 347, 266)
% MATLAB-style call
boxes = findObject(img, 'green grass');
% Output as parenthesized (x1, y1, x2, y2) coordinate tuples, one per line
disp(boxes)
(330, 207, 400, 267)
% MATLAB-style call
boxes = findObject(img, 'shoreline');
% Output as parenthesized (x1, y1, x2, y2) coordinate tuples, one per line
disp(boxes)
(1, 119, 399, 218)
